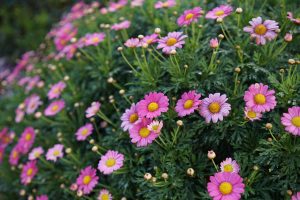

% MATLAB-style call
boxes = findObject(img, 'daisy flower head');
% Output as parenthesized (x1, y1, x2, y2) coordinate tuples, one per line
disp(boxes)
(243, 17, 279, 45)
(157, 32, 187, 54)
(18, 127, 36, 154)
(121, 103, 140, 131)
(36, 195, 48, 200)
(20, 160, 38, 185)
(292, 192, 300, 200)
(177, 7, 203, 27)
(85, 32, 106, 46)
(154, 0, 176, 9)
(76, 166, 99, 194)
(15, 108, 25, 123)
(48, 81, 66, 100)
(44, 99, 65, 116)
(175, 90, 202, 117)
(98, 189, 113, 200)
(137, 92, 169, 118)
(205, 5, 233, 20)
(244, 83, 276, 113)
(131, 0, 144, 7)
(46, 144, 64, 162)
(244, 107, 262, 121)
(220, 158, 240, 173)
(98, 150, 124, 175)
(111, 20, 131, 31)
(140, 34, 158, 46)
(199, 93, 231, 123)
(9, 145, 21, 166)
(86, 101, 101, 118)
(147, 120, 163, 134)
(281, 106, 300, 136)
(75, 123, 94, 141)
(29, 147, 44, 160)
(124, 38, 140, 48)
(287, 12, 300, 25)
(207, 172, 245, 200)
(24, 94, 42, 114)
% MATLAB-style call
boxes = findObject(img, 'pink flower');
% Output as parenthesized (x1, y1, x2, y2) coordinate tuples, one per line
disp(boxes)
(147, 120, 163, 134)
(284, 33, 293, 42)
(76, 166, 99, 194)
(210, 38, 219, 48)
(85, 32, 106, 46)
(244, 107, 262, 121)
(15, 108, 25, 123)
(220, 158, 240, 173)
(287, 12, 300, 25)
(111, 20, 131, 31)
(121, 103, 140, 131)
(108, 0, 127, 12)
(205, 5, 233, 20)
(154, 0, 176, 9)
(86, 101, 101, 118)
(24, 94, 42, 114)
(243, 83, 276, 113)
(131, 0, 144, 7)
(129, 119, 159, 147)
(36, 195, 48, 200)
(59, 44, 77, 60)
(98, 189, 113, 200)
(136, 92, 169, 118)
(175, 90, 201, 117)
(18, 127, 36, 154)
(98, 150, 124, 174)
(20, 160, 38, 185)
(207, 172, 245, 200)
(177, 7, 203, 26)
(0, 128, 13, 148)
(140, 34, 159, 46)
(75, 123, 94, 141)
(157, 32, 187, 54)
(281, 106, 300, 136)
(243, 17, 279, 45)
(44, 100, 65, 116)
(9, 145, 21, 166)
(292, 192, 300, 200)
(124, 38, 140, 48)
(48, 81, 66, 100)
(29, 147, 44, 160)
(46, 144, 64, 162)
(199, 93, 231, 123)
(0, 147, 5, 164)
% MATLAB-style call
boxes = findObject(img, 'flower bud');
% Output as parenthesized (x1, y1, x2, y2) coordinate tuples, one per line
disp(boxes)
(138, 35, 144, 39)
(210, 38, 219, 48)
(170, 49, 177, 55)
(144, 173, 152, 180)
(216, 17, 223, 23)
(235, 67, 241, 73)
(284, 33, 293, 42)
(20, 189, 26, 196)
(287, 190, 293, 196)
(187, 168, 195, 176)
(70, 183, 78, 191)
(117, 47, 123, 51)
(34, 112, 42, 118)
(265, 123, 272, 129)
(154, 28, 161, 34)
(218, 34, 224, 39)
(253, 165, 259, 171)
(161, 173, 169, 179)
(176, 120, 183, 126)
(89, 139, 95, 144)
(207, 150, 216, 159)
(77, 190, 83, 197)
(288, 59, 296, 65)
(65, 148, 72, 154)
(92, 146, 98, 152)
(64, 76, 70, 81)
(235, 7, 243, 14)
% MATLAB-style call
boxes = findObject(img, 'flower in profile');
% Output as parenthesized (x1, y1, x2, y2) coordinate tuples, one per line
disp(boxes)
(18, 127, 36, 154)
(177, 7, 203, 26)
(75, 123, 94, 141)
(154, 0, 176, 9)
(175, 90, 202, 117)
(111, 20, 131, 31)
(124, 38, 140, 48)
(44, 100, 65, 116)
(59, 44, 77, 60)
(147, 120, 163, 134)
(86, 101, 101, 118)
(98, 150, 124, 175)
(131, 0, 144, 7)
(20, 160, 38, 185)
(243, 17, 279, 45)
(48, 81, 66, 100)
(244, 83, 276, 113)
(46, 144, 64, 162)
(140, 34, 158, 46)
(157, 32, 187, 54)
(15, 108, 25, 123)
(85, 33, 106, 46)
(287, 12, 300, 25)
(36, 195, 48, 200)
(199, 93, 231, 123)
(207, 172, 245, 200)
(108, 0, 127, 12)
(205, 5, 233, 20)
(210, 38, 219, 48)
(24, 94, 42, 114)
(220, 158, 240, 173)
(244, 107, 262, 121)
(76, 166, 99, 194)
(97, 189, 113, 200)
(9, 145, 21, 166)
(291, 192, 300, 200)
(121, 103, 140, 131)
(29, 147, 44, 160)
(281, 106, 300, 136)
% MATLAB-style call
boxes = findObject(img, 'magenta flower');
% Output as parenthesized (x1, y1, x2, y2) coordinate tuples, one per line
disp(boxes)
(292, 192, 300, 200)
(24, 94, 42, 114)
(98, 150, 124, 175)
(140, 34, 158, 46)
(9, 145, 21, 166)
(207, 172, 245, 200)
(59, 44, 77, 60)
(244, 107, 262, 121)
(175, 90, 201, 117)
(18, 127, 36, 154)
(48, 81, 66, 100)
(243, 17, 279, 45)
(86, 101, 101, 118)
(287, 12, 300, 25)
(147, 120, 163, 134)
(15, 108, 25, 123)
(205, 5, 233, 20)
(244, 83, 276, 113)
(220, 158, 240, 173)
(154, 0, 176, 9)
(108, 0, 127, 12)
(98, 189, 113, 200)
(20, 160, 38, 185)
(157, 32, 187, 54)
(124, 38, 140, 48)
(111, 20, 131, 31)
(121, 103, 140, 131)
(44, 100, 65, 116)
(85, 32, 106, 46)
(210, 38, 219, 49)
(199, 93, 231, 123)
(76, 166, 99, 194)
(29, 147, 44, 160)
(36, 195, 48, 200)
(136, 92, 169, 118)
(281, 106, 300, 136)
(75, 123, 94, 141)
(46, 144, 64, 162)
(177, 7, 203, 26)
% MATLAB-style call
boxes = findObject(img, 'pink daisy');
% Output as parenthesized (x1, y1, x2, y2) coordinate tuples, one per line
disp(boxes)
(205, 5, 233, 20)
(9, 145, 21, 166)
(108, 0, 127, 12)
(85, 32, 106, 46)
(15, 108, 25, 123)
(121, 103, 140, 131)
(281, 106, 300, 136)
(199, 93, 231, 123)
(46, 144, 64, 162)
(18, 127, 36, 154)
(98, 189, 113, 200)
(220, 158, 240, 173)
(243, 17, 279, 45)
(244, 107, 262, 121)
(98, 150, 124, 175)
(124, 38, 140, 48)
(287, 12, 300, 25)
(175, 90, 202, 117)
(292, 192, 300, 200)
(76, 166, 99, 194)
(140, 34, 158, 46)
(157, 32, 188, 54)
(147, 120, 163, 134)
(36, 195, 48, 200)
(86, 101, 101, 118)
(243, 83, 276, 113)
(177, 7, 203, 26)
(24, 94, 42, 114)
(59, 44, 77, 60)
(111, 20, 131, 31)
(48, 81, 66, 100)
(29, 147, 44, 160)
(75, 123, 94, 141)
(137, 92, 169, 118)
(207, 172, 245, 200)
(20, 160, 38, 185)
(154, 0, 176, 9)
(44, 99, 65, 116)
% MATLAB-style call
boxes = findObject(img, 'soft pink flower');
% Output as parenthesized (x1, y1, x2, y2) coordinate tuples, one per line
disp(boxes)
(121, 103, 140, 131)
(281, 106, 300, 136)
(108, 0, 127, 12)
(0, 128, 13, 148)
(287, 12, 300, 25)
(48, 81, 66, 100)
(20, 160, 38, 185)
(44, 100, 65, 116)
(147, 120, 163, 134)
(18, 127, 35, 154)
(177, 7, 202, 26)
(284, 33, 293, 42)
(29, 147, 44, 160)
(9, 145, 21, 166)
(175, 90, 201, 117)
(244, 107, 262, 121)
(210, 38, 219, 48)
(111, 20, 131, 31)
(220, 158, 240, 173)
(86, 101, 101, 118)
(154, 0, 176, 9)
(76, 166, 99, 194)
(24, 94, 42, 114)
(140, 34, 159, 46)
(157, 32, 187, 54)
(124, 38, 140, 48)
(205, 5, 233, 20)
(98, 150, 124, 174)
(15, 108, 25, 123)
(59, 44, 77, 60)
(291, 192, 300, 200)
(75, 123, 94, 141)
(36, 195, 48, 200)
(85, 32, 106, 46)
(131, 0, 144, 7)
(46, 144, 64, 162)
(98, 189, 113, 200)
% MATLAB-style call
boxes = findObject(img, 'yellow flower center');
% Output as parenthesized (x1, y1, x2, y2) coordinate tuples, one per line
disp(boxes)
(92, 37, 100, 43)
(247, 111, 257, 119)
(254, 94, 266, 105)
(139, 127, 150, 138)
(184, 100, 194, 109)
(146, 39, 153, 44)
(81, 128, 89, 136)
(106, 158, 116, 167)
(51, 105, 59, 112)
(152, 125, 159, 131)
(25, 133, 31, 141)
(219, 182, 233, 195)
(53, 87, 60, 94)
(223, 164, 234, 172)
(13, 151, 18, 158)
(34, 152, 40, 158)
(162, 2, 169, 7)
(208, 102, 221, 113)
(101, 194, 109, 200)
(27, 168, 33, 176)
(291, 116, 300, 127)
(53, 150, 60, 156)
(148, 102, 159, 112)
(185, 13, 194, 20)
(0, 152, 2, 158)
(254, 24, 267, 35)
(83, 175, 91, 185)
(129, 113, 138, 123)
(166, 38, 177, 46)
(215, 10, 225, 16)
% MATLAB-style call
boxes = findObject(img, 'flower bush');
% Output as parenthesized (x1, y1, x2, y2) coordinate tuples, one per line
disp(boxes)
(0, 0, 300, 199)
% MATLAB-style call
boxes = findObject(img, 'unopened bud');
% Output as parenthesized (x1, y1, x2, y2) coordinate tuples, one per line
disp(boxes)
(207, 150, 216, 159)
(187, 168, 195, 176)
(144, 173, 152, 180)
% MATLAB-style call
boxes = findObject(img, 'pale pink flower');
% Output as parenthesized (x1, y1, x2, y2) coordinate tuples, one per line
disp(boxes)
(111, 20, 131, 31)
(46, 144, 64, 162)
(220, 158, 240, 173)
(121, 103, 140, 131)
(98, 150, 124, 174)
(157, 32, 187, 54)
(210, 38, 219, 48)
(244, 107, 262, 121)
(177, 7, 203, 26)
(85, 101, 101, 118)
(97, 189, 113, 200)
(29, 147, 44, 160)
(281, 106, 300, 136)
(147, 120, 163, 134)
(44, 100, 65, 116)
(75, 123, 94, 141)
(85, 32, 106, 46)
(124, 38, 140, 48)
(24, 94, 42, 114)
(205, 5, 233, 20)
(48, 81, 66, 100)
(155, 0, 176, 9)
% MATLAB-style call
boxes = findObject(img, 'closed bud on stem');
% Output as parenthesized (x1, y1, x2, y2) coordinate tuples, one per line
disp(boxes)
(65, 148, 72, 154)
(117, 47, 123, 51)
(216, 17, 223, 23)
(187, 168, 195, 176)
(235, 67, 241, 73)
(218, 34, 224, 39)
(176, 120, 183, 126)
(89, 139, 95, 144)
(77, 190, 83, 197)
(20, 189, 26, 196)
(236, 7, 243, 13)
(119, 89, 125, 95)
(28, 195, 34, 200)
(92, 146, 98, 152)
(253, 165, 259, 171)
(265, 123, 272, 129)
(161, 173, 169, 179)
(144, 173, 152, 180)
(288, 59, 296, 65)
(287, 190, 293, 196)
(207, 150, 216, 159)
(154, 28, 161, 34)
